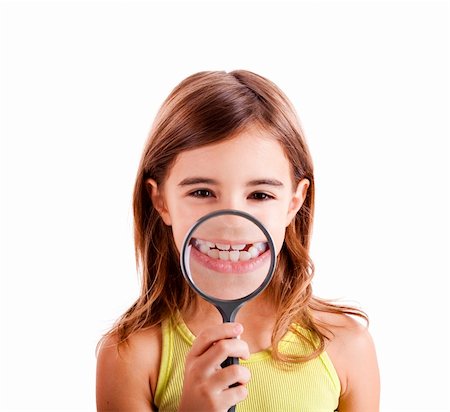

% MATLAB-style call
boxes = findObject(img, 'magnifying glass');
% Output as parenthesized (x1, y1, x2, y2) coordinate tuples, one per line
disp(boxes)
(180, 209, 276, 411)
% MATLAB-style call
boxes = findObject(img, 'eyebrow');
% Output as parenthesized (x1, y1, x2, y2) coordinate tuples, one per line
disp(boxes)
(247, 179, 284, 187)
(178, 177, 284, 187)
(178, 177, 218, 186)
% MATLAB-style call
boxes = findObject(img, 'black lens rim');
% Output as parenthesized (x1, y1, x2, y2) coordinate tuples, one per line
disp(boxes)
(180, 209, 276, 306)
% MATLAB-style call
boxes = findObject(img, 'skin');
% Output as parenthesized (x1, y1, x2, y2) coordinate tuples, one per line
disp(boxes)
(96, 127, 380, 411)
(150, 130, 307, 255)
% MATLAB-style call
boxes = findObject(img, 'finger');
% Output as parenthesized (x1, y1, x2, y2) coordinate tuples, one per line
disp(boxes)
(189, 323, 244, 358)
(210, 364, 251, 392)
(220, 383, 249, 406)
(196, 338, 250, 372)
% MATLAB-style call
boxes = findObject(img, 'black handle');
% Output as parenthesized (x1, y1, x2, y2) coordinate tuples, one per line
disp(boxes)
(221, 355, 238, 369)
(221, 356, 240, 411)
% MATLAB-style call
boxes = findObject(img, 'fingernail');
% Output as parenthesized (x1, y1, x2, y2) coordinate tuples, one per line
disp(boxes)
(234, 323, 243, 334)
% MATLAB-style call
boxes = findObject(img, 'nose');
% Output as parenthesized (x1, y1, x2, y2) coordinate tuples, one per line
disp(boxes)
(216, 195, 247, 214)
(210, 198, 264, 239)
(201, 212, 266, 244)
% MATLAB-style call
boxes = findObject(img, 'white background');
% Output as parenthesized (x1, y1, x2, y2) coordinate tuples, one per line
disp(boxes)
(1, 1, 449, 411)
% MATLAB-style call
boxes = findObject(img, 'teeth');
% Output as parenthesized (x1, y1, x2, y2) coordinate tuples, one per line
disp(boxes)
(229, 251, 240, 262)
(239, 251, 251, 261)
(195, 239, 267, 261)
(248, 246, 259, 258)
(207, 249, 219, 259)
(254, 242, 267, 252)
(197, 239, 214, 248)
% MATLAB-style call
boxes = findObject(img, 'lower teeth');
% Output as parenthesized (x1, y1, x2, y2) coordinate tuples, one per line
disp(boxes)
(195, 241, 266, 262)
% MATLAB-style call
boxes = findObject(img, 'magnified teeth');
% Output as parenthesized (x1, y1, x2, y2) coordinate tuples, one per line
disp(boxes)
(253, 242, 267, 252)
(207, 249, 219, 259)
(239, 251, 251, 261)
(197, 239, 214, 248)
(229, 251, 240, 262)
(248, 246, 259, 258)
(193, 238, 268, 261)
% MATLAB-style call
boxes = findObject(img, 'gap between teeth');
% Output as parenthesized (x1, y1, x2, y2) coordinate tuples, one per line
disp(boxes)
(195, 239, 267, 262)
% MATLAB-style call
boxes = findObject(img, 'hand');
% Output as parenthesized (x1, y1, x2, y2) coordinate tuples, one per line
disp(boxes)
(178, 323, 251, 412)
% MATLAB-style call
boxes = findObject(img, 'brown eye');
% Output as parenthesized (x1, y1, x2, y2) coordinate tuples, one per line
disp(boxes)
(190, 189, 214, 198)
(249, 192, 274, 201)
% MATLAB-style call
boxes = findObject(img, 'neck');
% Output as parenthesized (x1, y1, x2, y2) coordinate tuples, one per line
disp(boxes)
(181, 293, 278, 353)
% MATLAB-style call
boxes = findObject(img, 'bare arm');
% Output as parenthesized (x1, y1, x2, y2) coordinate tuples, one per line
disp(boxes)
(96, 328, 161, 411)
(338, 323, 380, 412)
(314, 310, 380, 412)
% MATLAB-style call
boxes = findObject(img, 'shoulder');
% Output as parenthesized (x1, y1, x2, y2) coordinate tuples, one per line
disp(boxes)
(313, 310, 370, 345)
(312, 311, 380, 411)
(96, 325, 162, 411)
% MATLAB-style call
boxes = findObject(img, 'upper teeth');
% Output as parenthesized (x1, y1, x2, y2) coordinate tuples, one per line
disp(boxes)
(194, 239, 267, 261)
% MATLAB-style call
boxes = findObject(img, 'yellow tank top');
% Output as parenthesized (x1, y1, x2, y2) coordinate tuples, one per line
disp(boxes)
(153, 316, 341, 411)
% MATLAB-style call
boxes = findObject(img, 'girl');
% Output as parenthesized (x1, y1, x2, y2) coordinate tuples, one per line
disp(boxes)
(96, 70, 380, 411)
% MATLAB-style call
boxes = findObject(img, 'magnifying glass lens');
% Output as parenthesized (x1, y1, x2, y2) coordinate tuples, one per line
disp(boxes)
(183, 211, 275, 302)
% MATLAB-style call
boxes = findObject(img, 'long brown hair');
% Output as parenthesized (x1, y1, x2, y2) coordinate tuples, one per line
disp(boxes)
(104, 70, 367, 361)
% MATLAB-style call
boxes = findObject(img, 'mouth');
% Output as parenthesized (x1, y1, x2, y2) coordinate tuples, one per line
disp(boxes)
(189, 238, 270, 273)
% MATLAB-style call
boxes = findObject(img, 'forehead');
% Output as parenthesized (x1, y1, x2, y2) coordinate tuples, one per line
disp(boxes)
(166, 129, 293, 185)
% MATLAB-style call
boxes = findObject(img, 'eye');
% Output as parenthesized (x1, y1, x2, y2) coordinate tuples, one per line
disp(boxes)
(249, 192, 274, 201)
(189, 189, 215, 198)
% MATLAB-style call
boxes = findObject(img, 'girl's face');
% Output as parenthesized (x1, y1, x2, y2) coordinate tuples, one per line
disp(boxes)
(149, 127, 309, 257)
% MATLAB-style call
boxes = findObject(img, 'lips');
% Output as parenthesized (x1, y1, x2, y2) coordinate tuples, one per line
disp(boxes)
(189, 238, 270, 273)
